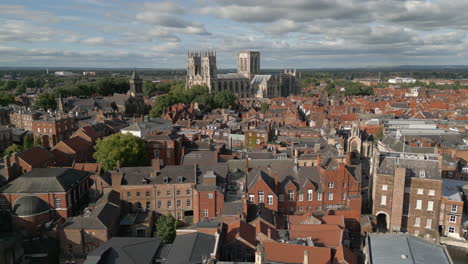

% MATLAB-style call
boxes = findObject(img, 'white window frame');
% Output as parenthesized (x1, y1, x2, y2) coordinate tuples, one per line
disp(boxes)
(419, 171, 426, 178)
(258, 191, 264, 203)
(328, 182, 334, 189)
(381, 195, 387, 206)
(448, 226, 455, 233)
(451, 204, 457, 213)
(428, 190, 435, 196)
(55, 198, 61, 208)
(298, 193, 303, 202)
(449, 215, 456, 223)
(288, 190, 294, 201)
(248, 194, 255, 203)
(267, 194, 273, 205)
(425, 219, 432, 229)
(328, 193, 333, 201)
(203, 209, 208, 217)
(414, 217, 420, 227)
(417, 188, 423, 195)
(416, 200, 422, 210)
(317, 192, 323, 201)
(382, 185, 388, 191)
(307, 189, 313, 201)
(208, 193, 213, 199)
(427, 201, 433, 211)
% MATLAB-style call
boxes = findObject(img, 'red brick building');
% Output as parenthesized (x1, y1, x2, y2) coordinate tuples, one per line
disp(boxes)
(0, 168, 90, 231)
(245, 160, 361, 231)
(372, 152, 442, 239)
(32, 115, 78, 147)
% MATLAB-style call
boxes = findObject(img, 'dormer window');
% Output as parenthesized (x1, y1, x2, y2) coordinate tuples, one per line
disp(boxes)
(419, 171, 426, 178)
(163, 177, 169, 183)
(178, 176, 184, 183)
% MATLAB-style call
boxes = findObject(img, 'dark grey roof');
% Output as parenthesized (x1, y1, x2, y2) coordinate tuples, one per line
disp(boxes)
(122, 118, 173, 132)
(367, 233, 452, 264)
(246, 166, 322, 193)
(381, 136, 434, 153)
(0, 168, 90, 193)
(247, 204, 276, 227)
(222, 201, 244, 216)
(217, 73, 248, 80)
(13, 195, 51, 217)
(165, 232, 216, 264)
(84, 237, 161, 264)
(63, 191, 120, 230)
(182, 151, 218, 167)
(377, 156, 440, 179)
(228, 158, 295, 172)
(251, 75, 272, 85)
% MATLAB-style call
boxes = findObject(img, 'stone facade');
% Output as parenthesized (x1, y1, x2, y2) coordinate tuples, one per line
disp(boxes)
(186, 50, 300, 98)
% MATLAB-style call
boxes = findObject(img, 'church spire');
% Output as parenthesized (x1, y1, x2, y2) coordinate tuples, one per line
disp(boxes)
(131, 68, 141, 80)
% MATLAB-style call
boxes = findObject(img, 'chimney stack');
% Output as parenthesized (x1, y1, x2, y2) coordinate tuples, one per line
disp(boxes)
(152, 158, 161, 171)
(267, 227, 271, 240)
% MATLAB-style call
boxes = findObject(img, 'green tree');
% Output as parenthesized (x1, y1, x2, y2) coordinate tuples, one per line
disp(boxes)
(213, 90, 236, 109)
(23, 135, 34, 150)
(93, 133, 148, 171)
(149, 94, 175, 118)
(16, 83, 26, 95)
(2, 80, 18, 91)
(260, 103, 270, 114)
(22, 77, 35, 88)
(156, 214, 177, 243)
(34, 137, 42, 147)
(3, 144, 22, 156)
(33, 93, 56, 110)
(0, 93, 15, 106)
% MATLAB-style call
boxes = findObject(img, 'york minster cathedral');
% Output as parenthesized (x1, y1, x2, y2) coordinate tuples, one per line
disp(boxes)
(186, 50, 300, 98)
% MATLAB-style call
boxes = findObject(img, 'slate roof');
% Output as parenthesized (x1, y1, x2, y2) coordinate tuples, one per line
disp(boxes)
(84, 237, 161, 264)
(381, 136, 434, 153)
(377, 156, 440, 179)
(442, 179, 467, 202)
(12, 195, 51, 217)
(246, 166, 323, 192)
(0, 168, 89, 193)
(367, 233, 452, 264)
(165, 232, 216, 264)
(217, 73, 248, 80)
(251, 75, 272, 85)
(121, 118, 172, 133)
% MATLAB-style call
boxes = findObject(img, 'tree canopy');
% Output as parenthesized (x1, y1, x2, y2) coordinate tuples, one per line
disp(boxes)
(93, 133, 148, 171)
(156, 214, 177, 243)
(0, 93, 15, 106)
(260, 102, 270, 114)
(33, 93, 57, 110)
(149, 84, 237, 118)
(3, 144, 22, 156)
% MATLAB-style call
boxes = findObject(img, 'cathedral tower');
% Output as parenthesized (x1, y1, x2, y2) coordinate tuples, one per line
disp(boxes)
(238, 51, 260, 80)
(187, 50, 217, 92)
(129, 68, 143, 99)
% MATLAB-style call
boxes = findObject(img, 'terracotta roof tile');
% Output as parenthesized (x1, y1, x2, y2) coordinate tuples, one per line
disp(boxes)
(263, 241, 331, 264)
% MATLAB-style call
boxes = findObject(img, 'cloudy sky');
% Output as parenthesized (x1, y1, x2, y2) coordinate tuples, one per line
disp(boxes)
(1, 0, 468, 68)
